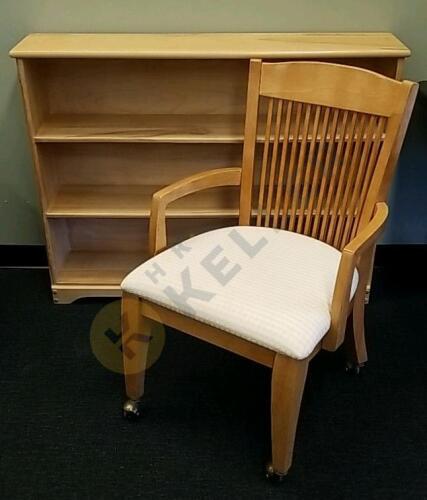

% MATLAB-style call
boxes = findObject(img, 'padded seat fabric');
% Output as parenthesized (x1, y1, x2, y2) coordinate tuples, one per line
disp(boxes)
(121, 226, 358, 360)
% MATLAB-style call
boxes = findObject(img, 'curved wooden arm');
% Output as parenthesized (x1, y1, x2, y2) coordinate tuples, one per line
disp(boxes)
(342, 202, 389, 257)
(149, 167, 242, 255)
(323, 202, 389, 351)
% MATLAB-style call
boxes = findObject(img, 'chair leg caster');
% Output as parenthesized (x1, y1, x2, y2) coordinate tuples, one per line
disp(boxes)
(265, 462, 287, 482)
(345, 361, 366, 375)
(122, 399, 143, 420)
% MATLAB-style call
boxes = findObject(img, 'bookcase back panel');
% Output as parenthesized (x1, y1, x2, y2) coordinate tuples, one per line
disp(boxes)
(26, 56, 400, 119)
(40, 143, 243, 186)
(39, 143, 244, 217)
(49, 217, 236, 285)
(30, 59, 249, 116)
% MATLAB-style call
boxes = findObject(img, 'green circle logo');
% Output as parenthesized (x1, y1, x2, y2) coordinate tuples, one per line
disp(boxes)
(90, 300, 165, 374)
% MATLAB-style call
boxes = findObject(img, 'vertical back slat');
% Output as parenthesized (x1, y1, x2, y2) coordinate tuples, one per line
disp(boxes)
(325, 111, 358, 245)
(316, 109, 348, 240)
(333, 113, 368, 248)
(272, 101, 293, 228)
(297, 105, 321, 234)
(340, 115, 376, 247)
(280, 102, 303, 229)
(288, 104, 312, 232)
(256, 98, 274, 226)
(264, 99, 284, 227)
(304, 107, 334, 236)
(350, 116, 386, 238)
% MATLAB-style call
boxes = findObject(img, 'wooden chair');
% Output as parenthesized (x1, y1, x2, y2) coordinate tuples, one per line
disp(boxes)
(120, 61, 417, 479)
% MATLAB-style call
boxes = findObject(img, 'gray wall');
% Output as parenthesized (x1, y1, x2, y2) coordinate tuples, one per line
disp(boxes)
(1, 0, 426, 244)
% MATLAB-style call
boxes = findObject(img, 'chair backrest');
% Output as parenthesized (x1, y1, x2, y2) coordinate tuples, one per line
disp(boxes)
(239, 60, 417, 250)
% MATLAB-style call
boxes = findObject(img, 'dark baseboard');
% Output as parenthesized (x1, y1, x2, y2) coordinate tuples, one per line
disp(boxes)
(0, 243, 425, 269)
(0, 245, 48, 267)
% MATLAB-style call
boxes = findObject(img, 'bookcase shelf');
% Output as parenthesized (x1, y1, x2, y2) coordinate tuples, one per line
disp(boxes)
(11, 32, 409, 303)
(34, 114, 247, 143)
(46, 184, 240, 218)
(56, 250, 147, 285)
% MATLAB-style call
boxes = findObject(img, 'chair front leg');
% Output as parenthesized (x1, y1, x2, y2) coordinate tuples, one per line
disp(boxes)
(121, 292, 151, 418)
(268, 353, 309, 479)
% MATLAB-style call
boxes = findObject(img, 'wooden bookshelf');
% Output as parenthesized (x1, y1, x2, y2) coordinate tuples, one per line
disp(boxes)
(46, 185, 239, 218)
(10, 33, 410, 303)
(34, 114, 248, 143)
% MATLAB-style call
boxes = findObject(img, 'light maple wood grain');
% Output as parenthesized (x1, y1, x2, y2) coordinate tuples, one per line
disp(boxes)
(142, 301, 275, 368)
(10, 33, 410, 59)
(260, 61, 407, 115)
(52, 284, 121, 304)
(271, 354, 309, 475)
(122, 292, 150, 401)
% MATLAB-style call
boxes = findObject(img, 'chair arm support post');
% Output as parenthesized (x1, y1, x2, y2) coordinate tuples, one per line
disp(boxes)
(323, 202, 389, 351)
(148, 167, 242, 255)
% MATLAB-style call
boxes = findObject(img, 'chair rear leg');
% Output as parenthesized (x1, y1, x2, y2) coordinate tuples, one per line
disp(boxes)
(267, 353, 309, 480)
(345, 294, 368, 373)
(345, 250, 372, 372)
(122, 292, 151, 418)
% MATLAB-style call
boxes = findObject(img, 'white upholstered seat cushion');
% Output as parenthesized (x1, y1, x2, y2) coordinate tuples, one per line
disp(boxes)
(121, 226, 358, 360)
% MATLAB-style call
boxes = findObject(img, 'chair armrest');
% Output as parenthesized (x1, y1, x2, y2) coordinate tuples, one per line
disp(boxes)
(323, 202, 389, 351)
(149, 167, 242, 255)
(342, 202, 389, 258)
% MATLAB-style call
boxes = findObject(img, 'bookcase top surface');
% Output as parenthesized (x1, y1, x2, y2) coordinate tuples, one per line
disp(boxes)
(10, 32, 410, 59)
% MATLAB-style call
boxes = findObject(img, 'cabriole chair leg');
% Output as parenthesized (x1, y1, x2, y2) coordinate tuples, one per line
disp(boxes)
(267, 354, 309, 480)
(121, 292, 151, 419)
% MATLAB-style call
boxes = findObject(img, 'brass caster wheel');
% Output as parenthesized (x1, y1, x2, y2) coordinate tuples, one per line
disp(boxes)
(123, 399, 142, 420)
(265, 462, 286, 482)
(345, 361, 365, 375)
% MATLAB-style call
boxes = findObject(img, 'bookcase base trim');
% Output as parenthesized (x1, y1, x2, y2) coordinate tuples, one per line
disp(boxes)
(52, 285, 122, 304)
